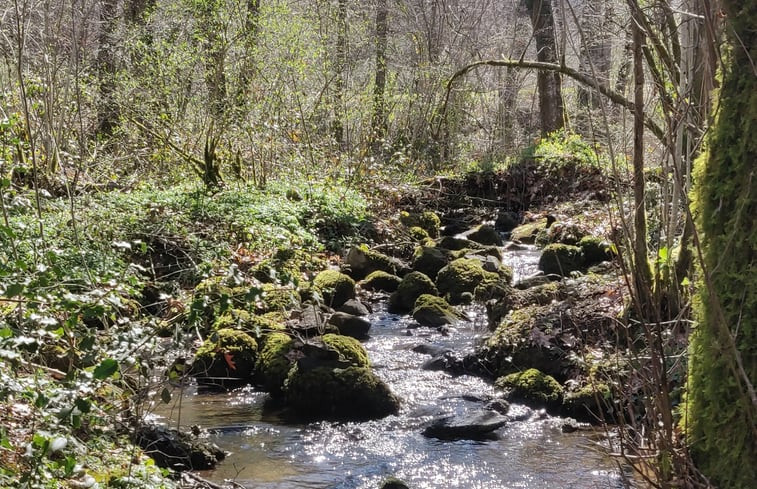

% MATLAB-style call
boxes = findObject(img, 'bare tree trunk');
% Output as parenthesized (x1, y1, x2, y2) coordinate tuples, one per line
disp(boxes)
(234, 0, 261, 112)
(577, 0, 613, 109)
(196, 2, 227, 120)
(523, 0, 564, 135)
(371, 0, 388, 156)
(96, 0, 120, 136)
(333, 0, 347, 149)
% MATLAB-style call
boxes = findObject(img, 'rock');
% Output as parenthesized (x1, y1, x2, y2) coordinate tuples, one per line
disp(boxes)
(309, 333, 370, 368)
(485, 398, 511, 415)
(510, 219, 548, 244)
(514, 271, 550, 289)
(408, 226, 431, 242)
(578, 236, 614, 266)
(327, 312, 372, 340)
(422, 411, 508, 440)
(211, 310, 287, 339)
(338, 299, 371, 316)
(411, 246, 452, 279)
(285, 366, 400, 421)
(563, 382, 614, 422)
(495, 211, 520, 233)
(388, 272, 438, 313)
(380, 477, 410, 489)
(438, 236, 480, 251)
(412, 343, 452, 357)
(190, 329, 258, 388)
(313, 270, 356, 308)
(134, 423, 225, 470)
(538, 244, 584, 276)
(255, 332, 296, 395)
(539, 222, 588, 246)
(561, 419, 580, 433)
(421, 351, 464, 374)
(361, 271, 402, 292)
(411, 294, 468, 327)
(345, 245, 408, 279)
(436, 258, 500, 304)
(258, 284, 301, 314)
(400, 210, 441, 238)
(467, 224, 504, 246)
(495, 368, 564, 408)
(290, 304, 328, 337)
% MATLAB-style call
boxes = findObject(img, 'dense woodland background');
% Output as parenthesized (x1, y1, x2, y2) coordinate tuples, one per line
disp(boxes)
(0, 0, 754, 488)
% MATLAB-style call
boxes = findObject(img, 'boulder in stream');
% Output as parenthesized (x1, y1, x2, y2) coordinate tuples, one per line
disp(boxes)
(345, 245, 408, 279)
(538, 244, 584, 276)
(134, 423, 226, 470)
(360, 270, 402, 293)
(190, 328, 258, 388)
(328, 312, 371, 339)
(422, 410, 508, 440)
(411, 245, 452, 279)
(495, 368, 564, 409)
(338, 298, 371, 316)
(466, 224, 504, 246)
(313, 270, 356, 308)
(388, 271, 438, 312)
(411, 294, 468, 327)
(436, 258, 500, 305)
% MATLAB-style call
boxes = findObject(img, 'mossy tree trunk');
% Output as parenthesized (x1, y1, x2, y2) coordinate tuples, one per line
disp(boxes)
(687, 1, 757, 487)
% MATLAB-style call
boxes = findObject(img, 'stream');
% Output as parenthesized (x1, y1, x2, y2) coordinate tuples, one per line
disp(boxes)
(152, 246, 634, 488)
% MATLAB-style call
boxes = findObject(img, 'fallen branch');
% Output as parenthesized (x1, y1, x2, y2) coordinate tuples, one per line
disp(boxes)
(438, 59, 665, 142)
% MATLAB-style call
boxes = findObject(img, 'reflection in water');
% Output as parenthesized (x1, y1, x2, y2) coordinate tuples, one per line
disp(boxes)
(150, 247, 634, 489)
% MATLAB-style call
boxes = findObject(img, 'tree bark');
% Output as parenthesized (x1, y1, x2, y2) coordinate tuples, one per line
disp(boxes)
(523, 0, 564, 135)
(333, 0, 347, 149)
(577, 0, 613, 109)
(371, 0, 388, 155)
(96, 0, 120, 136)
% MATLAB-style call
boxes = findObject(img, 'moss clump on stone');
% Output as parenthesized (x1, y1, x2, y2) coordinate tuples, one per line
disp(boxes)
(400, 210, 441, 238)
(563, 383, 613, 421)
(412, 246, 452, 279)
(192, 328, 258, 387)
(438, 236, 480, 251)
(538, 244, 584, 276)
(313, 270, 356, 308)
(436, 258, 499, 304)
(388, 271, 439, 312)
(345, 244, 406, 279)
(510, 219, 548, 244)
(408, 226, 430, 241)
(255, 332, 295, 395)
(258, 284, 301, 314)
(284, 366, 400, 420)
(360, 271, 402, 292)
(321, 333, 370, 367)
(468, 224, 504, 246)
(578, 236, 613, 266)
(495, 368, 563, 407)
(412, 294, 467, 327)
(540, 222, 587, 246)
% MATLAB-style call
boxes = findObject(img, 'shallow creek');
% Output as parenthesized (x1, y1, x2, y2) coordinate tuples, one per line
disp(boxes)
(152, 246, 633, 488)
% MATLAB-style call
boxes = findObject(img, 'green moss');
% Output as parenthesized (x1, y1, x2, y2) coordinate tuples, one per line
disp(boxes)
(192, 328, 258, 386)
(411, 294, 466, 327)
(400, 210, 441, 238)
(388, 271, 438, 312)
(321, 333, 370, 367)
(408, 226, 430, 241)
(578, 236, 613, 265)
(312, 270, 356, 307)
(259, 284, 300, 313)
(345, 244, 406, 279)
(510, 219, 547, 244)
(255, 332, 295, 395)
(563, 383, 613, 421)
(686, 8, 757, 486)
(436, 258, 499, 304)
(412, 245, 451, 279)
(541, 222, 587, 246)
(211, 309, 286, 339)
(284, 366, 400, 420)
(538, 244, 584, 276)
(495, 368, 563, 407)
(467, 224, 504, 246)
(360, 270, 402, 292)
(438, 236, 480, 251)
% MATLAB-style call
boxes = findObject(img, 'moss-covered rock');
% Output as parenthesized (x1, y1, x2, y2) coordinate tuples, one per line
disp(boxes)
(539, 222, 588, 246)
(400, 210, 441, 238)
(436, 258, 499, 304)
(360, 271, 402, 292)
(388, 271, 439, 312)
(495, 211, 520, 233)
(412, 245, 452, 279)
(578, 236, 613, 266)
(321, 333, 370, 367)
(538, 244, 584, 276)
(191, 329, 258, 387)
(255, 332, 295, 395)
(313, 270, 356, 308)
(345, 244, 407, 279)
(438, 236, 481, 251)
(495, 368, 563, 408)
(563, 382, 613, 421)
(467, 224, 504, 246)
(510, 219, 548, 244)
(412, 294, 467, 327)
(284, 366, 400, 420)
(258, 284, 300, 314)
(408, 226, 430, 241)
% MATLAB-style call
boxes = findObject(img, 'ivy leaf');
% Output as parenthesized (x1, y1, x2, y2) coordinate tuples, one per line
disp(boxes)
(160, 388, 172, 404)
(93, 358, 119, 379)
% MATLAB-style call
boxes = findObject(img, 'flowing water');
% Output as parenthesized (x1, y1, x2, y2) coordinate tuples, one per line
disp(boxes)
(151, 245, 636, 488)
